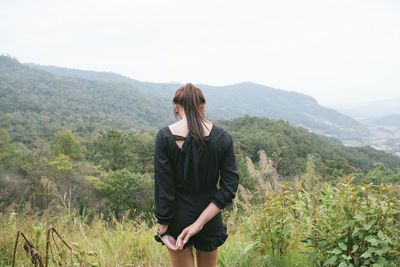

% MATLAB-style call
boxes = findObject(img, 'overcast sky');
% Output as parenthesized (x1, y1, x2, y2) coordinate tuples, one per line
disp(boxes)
(1, 0, 399, 107)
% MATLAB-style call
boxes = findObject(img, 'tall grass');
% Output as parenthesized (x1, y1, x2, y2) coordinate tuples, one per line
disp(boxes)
(0, 209, 310, 266)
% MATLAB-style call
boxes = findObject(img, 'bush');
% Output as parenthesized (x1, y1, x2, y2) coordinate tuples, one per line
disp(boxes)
(250, 175, 400, 267)
(86, 169, 153, 218)
(300, 180, 400, 267)
(250, 182, 301, 261)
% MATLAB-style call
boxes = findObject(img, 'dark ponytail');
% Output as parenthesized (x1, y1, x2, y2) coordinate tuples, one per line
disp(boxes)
(173, 83, 207, 150)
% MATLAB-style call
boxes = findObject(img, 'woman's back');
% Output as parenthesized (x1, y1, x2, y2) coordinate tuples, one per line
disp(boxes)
(154, 122, 239, 251)
(153, 83, 239, 266)
(155, 122, 237, 194)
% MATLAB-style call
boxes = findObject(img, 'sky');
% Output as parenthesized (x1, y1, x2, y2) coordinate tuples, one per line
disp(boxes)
(1, 0, 399, 107)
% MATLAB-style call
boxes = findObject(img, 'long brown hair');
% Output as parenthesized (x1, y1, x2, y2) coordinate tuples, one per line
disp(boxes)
(173, 83, 208, 150)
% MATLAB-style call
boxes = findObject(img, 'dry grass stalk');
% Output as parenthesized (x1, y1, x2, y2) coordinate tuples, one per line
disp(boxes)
(13, 226, 77, 267)
(293, 175, 301, 189)
(237, 184, 252, 213)
(12, 230, 44, 267)
(246, 150, 280, 195)
(258, 150, 280, 191)
(246, 156, 267, 194)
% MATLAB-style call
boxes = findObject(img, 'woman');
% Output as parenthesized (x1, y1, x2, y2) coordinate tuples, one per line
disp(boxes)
(153, 83, 239, 267)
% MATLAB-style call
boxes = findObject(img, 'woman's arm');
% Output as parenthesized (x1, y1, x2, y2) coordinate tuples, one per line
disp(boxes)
(175, 202, 221, 249)
(154, 130, 178, 250)
(210, 131, 240, 210)
(154, 131, 176, 224)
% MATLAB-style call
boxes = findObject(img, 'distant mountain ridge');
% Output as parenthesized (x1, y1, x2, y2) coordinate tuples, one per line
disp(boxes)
(369, 114, 400, 128)
(335, 98, 400, 120)
(26, 62, 368, 140)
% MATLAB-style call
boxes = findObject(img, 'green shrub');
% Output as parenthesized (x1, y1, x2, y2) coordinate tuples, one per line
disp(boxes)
(301, 180, 400, 267)
(86, 169, 153, 218)
(250, 183, 301, 261)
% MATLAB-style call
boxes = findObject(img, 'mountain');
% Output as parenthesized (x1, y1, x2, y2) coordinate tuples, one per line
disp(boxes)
(26, 63, 368, 140)
(335, 98, 400, 121)
(0, 56, 174, 146)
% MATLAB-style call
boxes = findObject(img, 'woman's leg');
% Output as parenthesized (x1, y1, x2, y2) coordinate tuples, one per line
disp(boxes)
(167, 246, 195, 267)
(196, 248, 218, 267)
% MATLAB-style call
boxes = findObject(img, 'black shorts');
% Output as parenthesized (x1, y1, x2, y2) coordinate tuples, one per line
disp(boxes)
(158, 191, 228, 252)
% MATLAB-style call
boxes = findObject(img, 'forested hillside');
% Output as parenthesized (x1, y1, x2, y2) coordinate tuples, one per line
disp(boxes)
(27, 61, 368, 140)
(0, 56, 174, 148)
(219, 116, 400, 179)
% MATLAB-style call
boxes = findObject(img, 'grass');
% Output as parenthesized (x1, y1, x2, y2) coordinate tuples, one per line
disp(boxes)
(0, 210, 310, 267)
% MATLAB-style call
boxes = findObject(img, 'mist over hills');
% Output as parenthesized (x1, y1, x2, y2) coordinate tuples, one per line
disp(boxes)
(333, 99, 400, 155)
(335, 98, 400, 121)
(27, 62, 368, 140)
(369, 114, 400, 128)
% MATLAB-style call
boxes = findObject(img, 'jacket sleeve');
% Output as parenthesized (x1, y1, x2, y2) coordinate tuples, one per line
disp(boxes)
(154, 130, 175, 225)
(211, 131, 239, 210)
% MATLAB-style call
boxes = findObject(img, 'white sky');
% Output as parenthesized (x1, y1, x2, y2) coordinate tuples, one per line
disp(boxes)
(1, 0, 399, 107)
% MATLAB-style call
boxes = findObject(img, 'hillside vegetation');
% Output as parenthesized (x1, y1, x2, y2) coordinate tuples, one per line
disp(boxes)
(27, 60, 368, 140)
(219, 116, 400, 179)
(0, 56, 174, 148)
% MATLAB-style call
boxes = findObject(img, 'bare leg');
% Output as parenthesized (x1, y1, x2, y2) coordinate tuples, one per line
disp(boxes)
(167, 246, 195, 267)
(196, 248, 218, 267)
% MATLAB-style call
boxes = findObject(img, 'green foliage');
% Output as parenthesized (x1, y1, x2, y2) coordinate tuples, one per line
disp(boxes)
(0, 128, 18, 171)
(235, 148, 254, 189)
(88, 130, 154, 173)
(300, 181, 400, 266)
(126, 132, 155, 174)
(249, 156, 400, 267)
(89, 129, 139, 172)
(87, 169, 153, 217)
(51, 128, 84, 160)
(49, 154, 75, 178)
(251, 183, 300, 260)
(363, 163, 400, 184)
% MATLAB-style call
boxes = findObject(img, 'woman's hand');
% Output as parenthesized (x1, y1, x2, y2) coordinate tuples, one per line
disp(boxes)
(176, 222, 203, 250)
(161, 234, 178, 251)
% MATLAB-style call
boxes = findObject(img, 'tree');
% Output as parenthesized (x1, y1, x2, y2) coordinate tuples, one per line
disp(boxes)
(127, 133, 154, 173)
(89, 129, 140, 172)
(51, 129, 84, 160)
(86, 169, 153, 217)
(363, 162, 400, 184)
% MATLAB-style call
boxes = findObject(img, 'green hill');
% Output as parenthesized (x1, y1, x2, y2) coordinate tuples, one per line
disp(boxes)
(0, 56, 174, 147)
(27, 62, 368, 140)
(218, 116, 400, 178)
